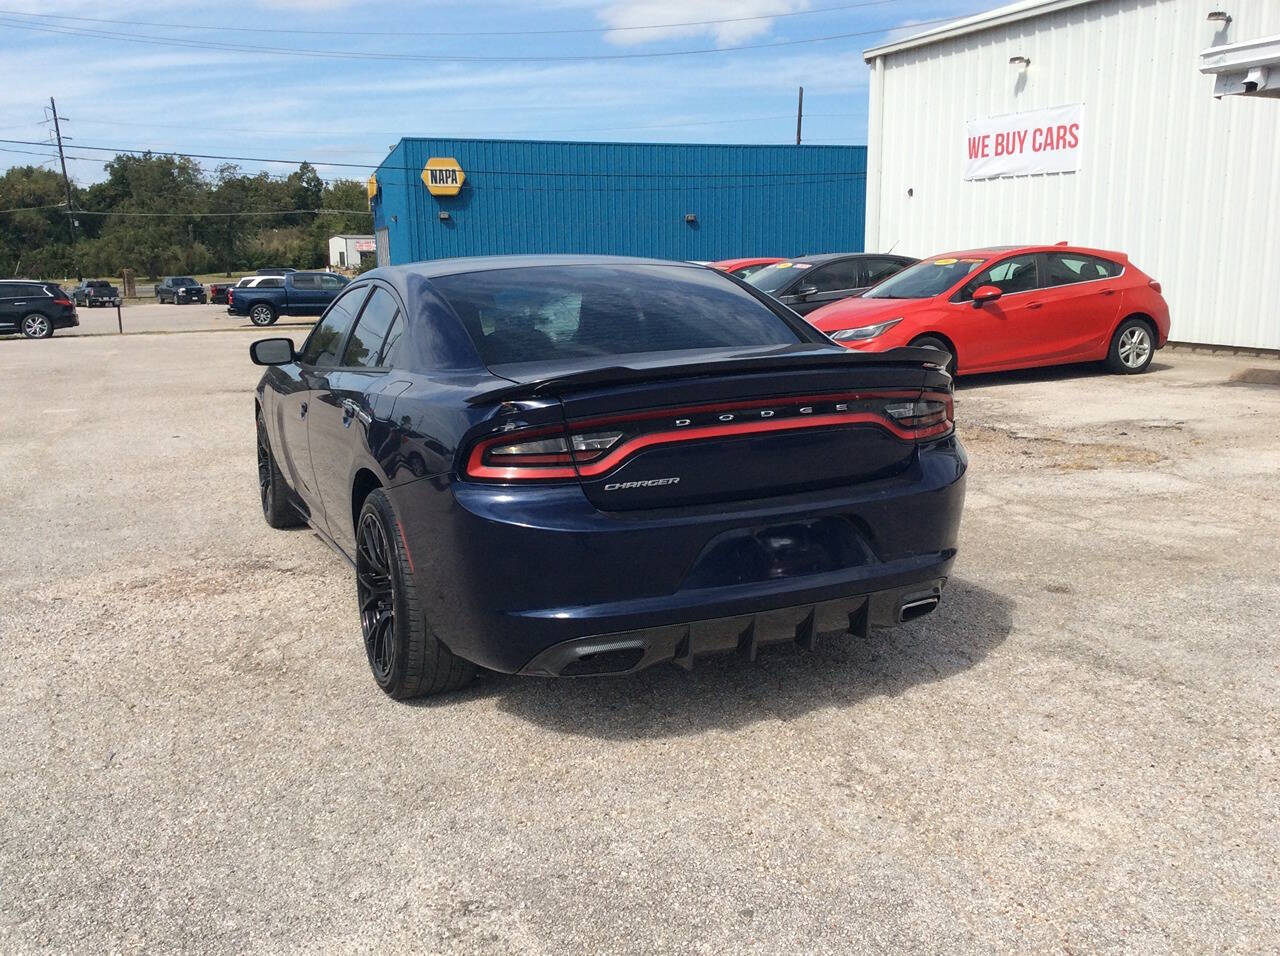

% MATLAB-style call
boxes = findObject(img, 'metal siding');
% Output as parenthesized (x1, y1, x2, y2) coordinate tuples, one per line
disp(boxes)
(867, 0, 1280, 350)
(374, 139, 866, 266)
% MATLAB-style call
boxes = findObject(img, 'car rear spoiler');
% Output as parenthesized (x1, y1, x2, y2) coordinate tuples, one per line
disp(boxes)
(468, 346, 950, 405)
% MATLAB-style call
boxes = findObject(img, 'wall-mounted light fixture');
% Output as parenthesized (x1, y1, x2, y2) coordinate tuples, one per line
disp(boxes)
(1009, 55, 1031, 69)
(438, 211, 451, 221)
(1206, 11, 1232, 24)
(684, 213, 698, 224)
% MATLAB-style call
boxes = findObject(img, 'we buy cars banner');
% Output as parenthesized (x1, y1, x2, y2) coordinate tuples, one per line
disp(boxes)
(964, 104, 1084, 180)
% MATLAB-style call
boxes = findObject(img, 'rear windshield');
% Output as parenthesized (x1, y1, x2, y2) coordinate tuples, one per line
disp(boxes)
(430, 264, 802, 366)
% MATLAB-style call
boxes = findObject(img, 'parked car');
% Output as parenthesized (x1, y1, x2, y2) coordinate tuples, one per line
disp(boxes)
(745, 254, 918, 315)
(228, 271, 349, 326)
(209, 280, 237, 304)
(0, 280, 78, 338)
(255, 267, 297, 276)
(71, 279, 120, 308)
(156, 276, 207, 304)
(805, 244, 1170, 376)
(250, 256, 965, 699)
(708, 257, 784, 280)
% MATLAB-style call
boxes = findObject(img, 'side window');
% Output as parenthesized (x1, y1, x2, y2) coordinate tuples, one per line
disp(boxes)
(298, 286, 368, 367)
(258, 277, 284, 289)
(291, 274, 319, 291)
(341, 287, 400, 369)
(808, 259, 862, 293)
(320, 274, 347, 291)
(1046, 253, 1122, 285)
(861, 257, 906, 287)
(959, 254, 1041, 300)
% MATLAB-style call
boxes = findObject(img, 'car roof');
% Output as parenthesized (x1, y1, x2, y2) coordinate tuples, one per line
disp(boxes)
(363, 254, 693, 282)
(926, 243, 1128, 260)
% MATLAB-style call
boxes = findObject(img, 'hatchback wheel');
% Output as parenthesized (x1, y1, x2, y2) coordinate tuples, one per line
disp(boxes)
(257, 413, 304, 529)
(21, 313, 53, 339)
(356, 489, 475, 700)
(909, 335, 955, 376)
(249, 304, 277, 326)
(1107, 319, 1154, 374)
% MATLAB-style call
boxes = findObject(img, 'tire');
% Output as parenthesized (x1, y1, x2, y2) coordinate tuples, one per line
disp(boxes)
(257, 411, 304, 529)
(909, 335, 956, 376)
(356, 488, 476, 700)
(249, 303, 277, 327)
(21, 313, 53, 339)
(1107, 318, 1155, 374)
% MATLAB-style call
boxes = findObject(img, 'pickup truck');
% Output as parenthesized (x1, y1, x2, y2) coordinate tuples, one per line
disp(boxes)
(226, 271, 349, 326)
(156, 276, 207, 304)
(71, 279, 121, 308)
(209, 280, 237, 304)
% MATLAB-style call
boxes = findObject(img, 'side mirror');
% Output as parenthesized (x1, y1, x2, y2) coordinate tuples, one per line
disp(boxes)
(250, 337, 296, 366)
(793, 284, 818, 300)
(971, 284, 1003, 306)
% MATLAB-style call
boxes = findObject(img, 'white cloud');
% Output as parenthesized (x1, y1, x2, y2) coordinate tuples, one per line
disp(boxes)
(597, 0, 811, 47)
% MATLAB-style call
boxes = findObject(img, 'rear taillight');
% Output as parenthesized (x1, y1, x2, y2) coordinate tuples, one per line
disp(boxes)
(1149, 280, 1162, 293)
(52, 297, 72, 307)
(465, 390, 954, 482)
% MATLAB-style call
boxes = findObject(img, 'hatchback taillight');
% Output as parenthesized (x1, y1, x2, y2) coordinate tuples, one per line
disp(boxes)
(52, 297, 72, 307)
(1149, 280, 1162, 294)
(464, 390, 954, 482)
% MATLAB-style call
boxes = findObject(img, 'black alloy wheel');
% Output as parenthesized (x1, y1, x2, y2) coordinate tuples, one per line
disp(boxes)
(257, 412, 303, 529)
(354, 489, 475, 699)
(357, 511, 397, 685)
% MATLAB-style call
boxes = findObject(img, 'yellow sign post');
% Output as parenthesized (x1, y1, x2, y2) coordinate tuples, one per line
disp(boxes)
(421, 157, 466, 197)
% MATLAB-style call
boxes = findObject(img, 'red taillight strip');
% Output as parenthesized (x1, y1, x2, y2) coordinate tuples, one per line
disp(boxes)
(571, 413, 927, 478)
(465, 390, 954, 481)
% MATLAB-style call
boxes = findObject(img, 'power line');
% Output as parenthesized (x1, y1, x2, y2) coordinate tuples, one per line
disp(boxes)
(69, 208, 371, 218)
(0, 138, 868, 178)
(0, 13, 959, 63)
(60, 112, 861, 140)
(0, 1, 903, 39)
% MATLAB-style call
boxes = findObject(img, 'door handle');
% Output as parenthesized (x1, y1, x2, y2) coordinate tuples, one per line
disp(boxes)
(1099, 289, 1117, 296)
(1026, 301, 1043, 310)
(341, 398, 371, 426)
(299, 401, 308, 418)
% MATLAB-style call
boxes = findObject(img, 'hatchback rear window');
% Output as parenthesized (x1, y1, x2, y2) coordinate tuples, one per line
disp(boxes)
(430, 264, 802, 366)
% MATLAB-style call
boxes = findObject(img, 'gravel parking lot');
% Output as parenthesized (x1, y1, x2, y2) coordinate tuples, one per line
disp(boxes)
(1, 330, 1277, 952)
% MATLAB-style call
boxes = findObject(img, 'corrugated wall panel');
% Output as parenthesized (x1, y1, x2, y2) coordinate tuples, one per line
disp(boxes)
(866, 0, 1280, 350)
(375, 139, 866, 266)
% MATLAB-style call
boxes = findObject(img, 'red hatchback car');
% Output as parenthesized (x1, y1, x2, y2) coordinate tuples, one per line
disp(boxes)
(806, 245, 1170, 375)
(708, 257, 783, 280)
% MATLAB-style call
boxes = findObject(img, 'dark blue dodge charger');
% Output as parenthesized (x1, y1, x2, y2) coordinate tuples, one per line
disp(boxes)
(251, 256, 966, 699)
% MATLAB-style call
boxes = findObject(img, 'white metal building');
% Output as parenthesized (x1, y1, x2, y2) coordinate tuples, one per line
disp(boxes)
(327, 234, 375, 271)
(863, 0, 1280, 350)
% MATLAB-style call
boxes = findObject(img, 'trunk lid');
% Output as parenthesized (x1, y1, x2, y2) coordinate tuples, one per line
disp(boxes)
(467, 346, 952, 511)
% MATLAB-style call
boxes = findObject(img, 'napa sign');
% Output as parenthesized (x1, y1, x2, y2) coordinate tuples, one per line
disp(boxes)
(965, 104, 1084, 180)
(422, 157, 466, 197)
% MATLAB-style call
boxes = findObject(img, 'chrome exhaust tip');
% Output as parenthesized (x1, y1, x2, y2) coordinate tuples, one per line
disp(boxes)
(898, 596, 940, 623)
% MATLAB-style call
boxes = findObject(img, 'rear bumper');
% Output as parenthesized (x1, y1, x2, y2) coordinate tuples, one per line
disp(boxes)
(391, 437, 966, 675)
(54, 313, 79, 329)
(519, 573, 949, 677)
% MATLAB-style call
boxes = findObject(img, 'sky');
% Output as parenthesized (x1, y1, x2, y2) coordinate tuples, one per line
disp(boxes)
(0, 0, 994, 186)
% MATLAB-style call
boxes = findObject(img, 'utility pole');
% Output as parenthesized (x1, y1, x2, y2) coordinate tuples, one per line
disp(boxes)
(795, 86, 804, 145)
(49, 97, 77, 247)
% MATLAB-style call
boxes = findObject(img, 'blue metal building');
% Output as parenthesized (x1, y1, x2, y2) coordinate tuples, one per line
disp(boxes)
(369, 137, 866, 266)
